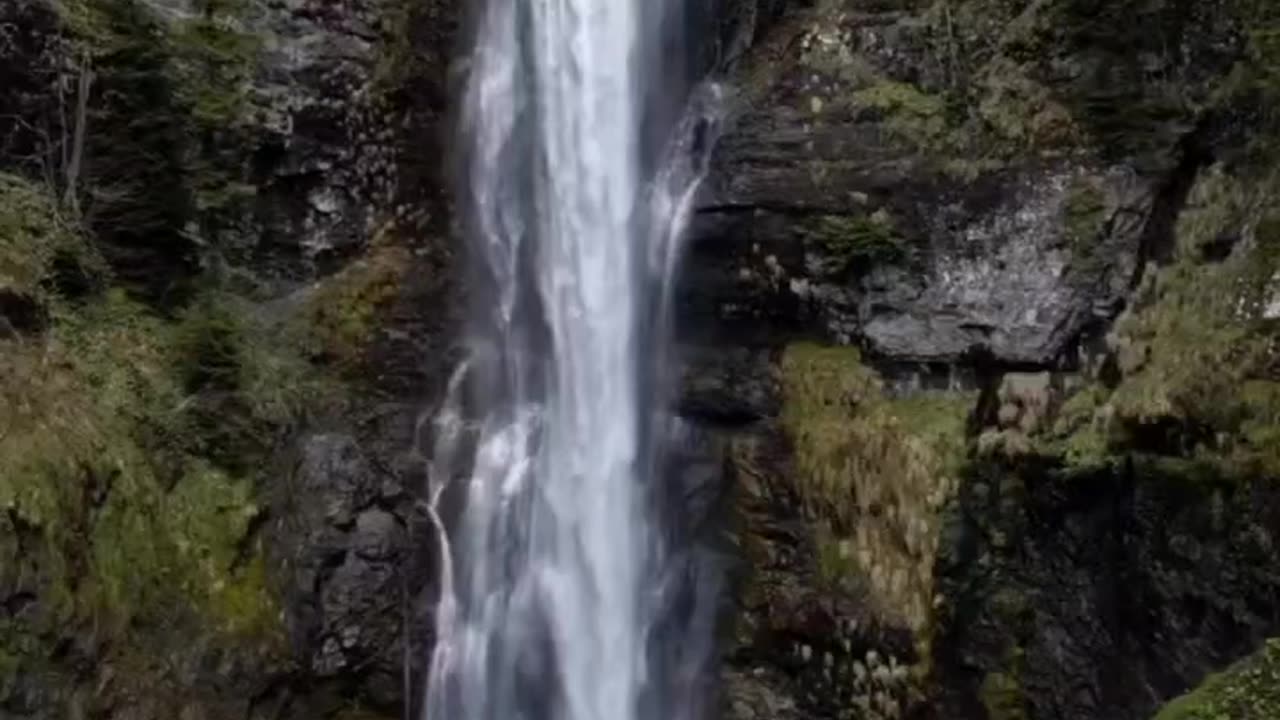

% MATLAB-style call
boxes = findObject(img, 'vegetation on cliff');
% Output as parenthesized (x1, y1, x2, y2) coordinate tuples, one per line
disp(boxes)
(0, 171, 332, 674)
(0, 0, 409, 714)
(1156, 640, 1280, 720)
(780, 343, 971, 638)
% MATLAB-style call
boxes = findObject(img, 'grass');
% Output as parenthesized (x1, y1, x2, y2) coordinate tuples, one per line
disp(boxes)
(0, 182, 338, 654)
(0, 174, 102, 306)
(780, 343, 974, 632)
(0, 287, 293, 641)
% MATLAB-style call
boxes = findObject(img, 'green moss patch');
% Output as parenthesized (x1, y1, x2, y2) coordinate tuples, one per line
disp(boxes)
(802, 211, 908, 275)
(0, 186, 333, 681)
(303, 245, 412, 367)
(1028, 165, 1280, 476)
(1155, 640, 1280, 720)
(0, 288, 295, 642)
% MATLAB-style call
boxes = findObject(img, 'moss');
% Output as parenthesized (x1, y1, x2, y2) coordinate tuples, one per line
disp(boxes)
(303, 245, 412, 367)
(852, 81, 949, 148)
(1022, 163, 1280, 475)
(1063, 178, 1108, 269)
(0, 285, 292, 638)
(1040, 384, 1113, 468)
(980, 668, 1028, 720)
(372, 0, 417, 91)
(1155, 639, 1280, 720)
(1173, 166, 1252, 260)
(0, 186, 326, 659)
(802, 212, 908, 274)
(974, 57, 1078, 149)
(1106, 249, 1276, 458)
(780, 343, 974, 632)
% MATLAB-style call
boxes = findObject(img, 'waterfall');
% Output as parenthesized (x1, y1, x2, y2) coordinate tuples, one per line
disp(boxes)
(422, 3, 722, 720)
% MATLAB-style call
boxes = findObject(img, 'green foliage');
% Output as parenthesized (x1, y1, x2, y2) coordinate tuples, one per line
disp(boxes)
(302, 245, 412, 367)
(1032, 165, 1280, 475)
(780, 344, 971, 527)
(48, 0, 263, 291)
(170, 0, 258, 127)
(0, 173, 101, 304)
(0, 185, 329, 655)
(1042, 384, 1112, 468)
(0, 283, 294, 639)
(1155, 639, 1280, 720)
(169, 0, 261, 217)
(174, 290, 327, 467)
(852, 81, 949, 148)
(1064, 179, 1108, 264)
(803, 212, 908, 274)
(780, 343, 974, 630)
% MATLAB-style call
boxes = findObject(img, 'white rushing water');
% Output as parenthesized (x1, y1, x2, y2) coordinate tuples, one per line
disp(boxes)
(422, 2, 721, 720)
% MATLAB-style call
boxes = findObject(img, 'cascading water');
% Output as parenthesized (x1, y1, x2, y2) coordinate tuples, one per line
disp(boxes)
(422, 2, 722, 720)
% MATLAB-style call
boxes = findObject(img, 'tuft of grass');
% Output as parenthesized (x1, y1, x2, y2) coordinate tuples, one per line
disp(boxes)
(779, 343, 974, 633)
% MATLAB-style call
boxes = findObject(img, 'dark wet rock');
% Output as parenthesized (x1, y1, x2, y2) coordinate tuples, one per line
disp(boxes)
(682, 0, 1243, 368)
(240, 0, 401, 280)
(721, 430, 920, 720)
(272, 432, 435, 711)
(691, 162, 1149, 363)
(933, 460, 1280, 720)
(679, 346, 780, 424)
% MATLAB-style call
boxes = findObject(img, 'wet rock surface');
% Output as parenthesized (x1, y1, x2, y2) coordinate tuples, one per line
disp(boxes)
(686, 1, 1280, 719)
(272, 433, 436, 712)
(935, 461, 1280, 720)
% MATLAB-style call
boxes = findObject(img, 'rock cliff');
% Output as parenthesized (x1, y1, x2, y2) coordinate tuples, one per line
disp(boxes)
(687, 1, 1280, 719)
(2, 0, 1279, 719)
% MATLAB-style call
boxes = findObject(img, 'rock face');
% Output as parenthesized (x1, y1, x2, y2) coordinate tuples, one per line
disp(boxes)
(681, 1, 1280, 719)
(3, 0, 1280, 719)
(692, 161, 1149, 362)
(935, 461, 1280, 720)
(0, 0, 458, 717)
(682, 0, 1242, 365)
(271, 433, 436, 713)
